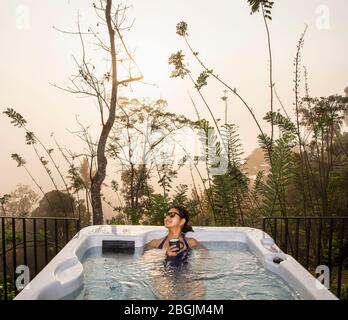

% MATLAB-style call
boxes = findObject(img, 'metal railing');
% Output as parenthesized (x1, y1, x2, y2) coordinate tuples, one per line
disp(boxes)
(262, 216, 348, 299)
(0, 216, 80, 300)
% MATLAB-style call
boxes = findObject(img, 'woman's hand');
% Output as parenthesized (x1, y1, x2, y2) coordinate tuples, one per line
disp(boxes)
(166, 244, 180, 257)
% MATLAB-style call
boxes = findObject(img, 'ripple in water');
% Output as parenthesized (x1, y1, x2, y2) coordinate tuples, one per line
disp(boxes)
(65, 242, 301, 300)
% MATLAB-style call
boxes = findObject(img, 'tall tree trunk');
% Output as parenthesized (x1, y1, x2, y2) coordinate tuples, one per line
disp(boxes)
(91, 0, 118, 225)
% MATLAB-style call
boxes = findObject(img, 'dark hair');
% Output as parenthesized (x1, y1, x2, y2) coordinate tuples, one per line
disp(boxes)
(167, 204, 194, 233)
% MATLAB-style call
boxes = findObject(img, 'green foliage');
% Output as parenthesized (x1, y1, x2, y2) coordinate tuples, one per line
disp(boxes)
(339, 284, 348, 300)
(0, 194, 11, 211)
(327, 170, 348, 213)
(145, 193, 168, 225)
(11, 153, 26, 167)
(3, 108, 27, 127)
(0, 283, 16, 300)
(32, 190, 75, 217)
(141, 186, 201, 226)
(321, 234, 347, 266)
(157, 162, 178, 199)
(25, 131, 36, 145)
(176, 21, 188, 36)
(106, 136, 121, 160)
(195, 70, 213, 91)
(172, 184, 189, 206)
(210, 123, 250, 225)
(297, 95, 348, 216)
(252, 171, 264, 196)
(300, 95, 348, 138)
(195, 119, 220, 170)
(258, 112, 297, 216)
(211, 165, 249, 225)
(264, 111, 297, 135)
(120, 164, 154, 224)
(1, 185, 39, 216)
(221, 124, 243, 166)
(171, 184, 200, 221)
(67, 164, 85, 193)
(247, 0, 274, 20)
(110, 98, 193, 225)
(168, 51, 190, 79)
(243, 170, 266, 226)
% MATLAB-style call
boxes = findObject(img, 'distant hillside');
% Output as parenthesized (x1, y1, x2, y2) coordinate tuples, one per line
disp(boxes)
(243, 148, 269, 179)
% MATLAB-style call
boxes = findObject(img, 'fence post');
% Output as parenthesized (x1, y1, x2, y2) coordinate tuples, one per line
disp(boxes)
(1, 217, 7, 300)
(337, 218, 345, 299)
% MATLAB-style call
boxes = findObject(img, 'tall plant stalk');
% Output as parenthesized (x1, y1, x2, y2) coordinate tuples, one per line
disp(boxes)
(3, 109, 75, 215)
(294, 25, 308, 216)
(11, 154, 54, 212)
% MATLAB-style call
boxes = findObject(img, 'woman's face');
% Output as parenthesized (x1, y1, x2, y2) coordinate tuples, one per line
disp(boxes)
(164, 208, 185, 229)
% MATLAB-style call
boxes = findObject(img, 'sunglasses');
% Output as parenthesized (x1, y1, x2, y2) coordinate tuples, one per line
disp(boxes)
(165, 211, 182, 219)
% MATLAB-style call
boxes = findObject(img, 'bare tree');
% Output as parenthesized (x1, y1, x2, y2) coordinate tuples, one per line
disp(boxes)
(52, 1, 142, 224)
(108, 97, 192, 223)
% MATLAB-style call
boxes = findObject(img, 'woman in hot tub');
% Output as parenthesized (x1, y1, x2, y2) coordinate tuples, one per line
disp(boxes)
(144, 205, 206, 299)
(144, 205, 199, 260)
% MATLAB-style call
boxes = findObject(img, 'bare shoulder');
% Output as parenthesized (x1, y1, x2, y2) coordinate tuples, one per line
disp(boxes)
(144, 238, 162, 250)
(186, 237, 199, 249)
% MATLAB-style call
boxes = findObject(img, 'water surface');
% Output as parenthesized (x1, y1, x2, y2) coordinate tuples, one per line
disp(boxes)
(64, 242, 301, 300)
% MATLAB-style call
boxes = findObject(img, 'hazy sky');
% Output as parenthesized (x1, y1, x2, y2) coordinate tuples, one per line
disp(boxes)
(0, 0, 347, 214)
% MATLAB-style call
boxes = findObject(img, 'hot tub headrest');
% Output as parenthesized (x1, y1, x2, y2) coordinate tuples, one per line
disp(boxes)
(102, 240, 135, 253)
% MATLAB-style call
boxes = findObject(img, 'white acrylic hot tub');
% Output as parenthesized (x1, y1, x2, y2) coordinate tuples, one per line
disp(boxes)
(14, 225, 337, 300)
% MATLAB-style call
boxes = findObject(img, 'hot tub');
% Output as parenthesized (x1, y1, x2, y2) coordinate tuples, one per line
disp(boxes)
(14, 225, 337, 300)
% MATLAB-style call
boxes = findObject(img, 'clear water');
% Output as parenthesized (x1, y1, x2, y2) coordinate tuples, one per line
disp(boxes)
(64, 242, 301, 300)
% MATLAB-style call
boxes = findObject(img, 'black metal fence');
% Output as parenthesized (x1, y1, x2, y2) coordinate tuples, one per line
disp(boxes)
(0, 216, 80, 300)
(262, 216, 348, 299)
(2, 215, 347, 299)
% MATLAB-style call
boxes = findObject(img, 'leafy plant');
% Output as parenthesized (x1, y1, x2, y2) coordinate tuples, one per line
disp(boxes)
(247, 0, 274, 20)
(258, 112, 297, 216)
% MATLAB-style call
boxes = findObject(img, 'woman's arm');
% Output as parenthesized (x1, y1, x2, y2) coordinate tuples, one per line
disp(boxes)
(187, 237, 208, 252)
(187, 237, 200, 249)
(144, 238, 161, 251)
